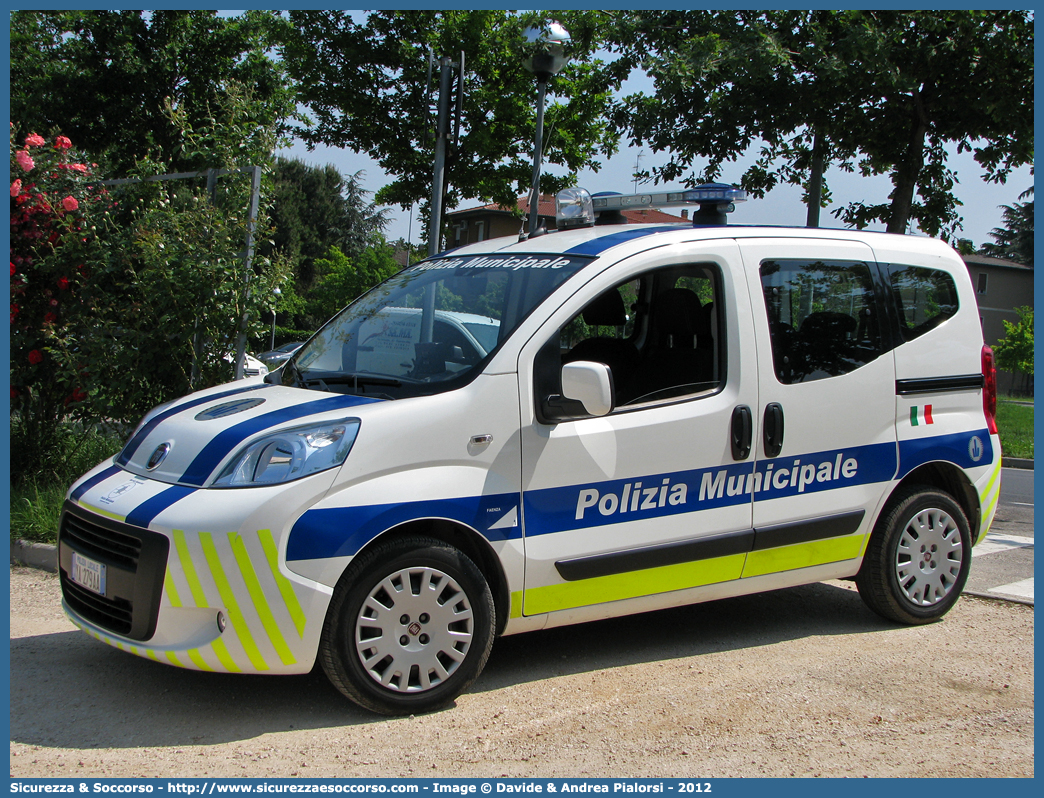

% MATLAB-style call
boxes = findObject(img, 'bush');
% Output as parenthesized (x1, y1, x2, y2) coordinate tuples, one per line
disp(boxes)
(10, 117, 290, 484)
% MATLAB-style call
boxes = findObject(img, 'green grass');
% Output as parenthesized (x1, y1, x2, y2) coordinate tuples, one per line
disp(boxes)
(10, 427, 124, 545)
(997, 399, 1034, 460)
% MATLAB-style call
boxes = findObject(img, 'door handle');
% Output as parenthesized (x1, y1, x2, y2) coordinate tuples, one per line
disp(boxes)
(763, 402, 784, 457)
(731, 405, 752, 460)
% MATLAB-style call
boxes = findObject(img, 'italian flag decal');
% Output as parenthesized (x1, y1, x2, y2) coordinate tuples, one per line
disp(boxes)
(911, 404, 934, 426)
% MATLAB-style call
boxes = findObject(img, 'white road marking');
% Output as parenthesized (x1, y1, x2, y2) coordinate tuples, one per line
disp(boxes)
(973, 533, 1034, 557)
(988, 578, 1034, 601)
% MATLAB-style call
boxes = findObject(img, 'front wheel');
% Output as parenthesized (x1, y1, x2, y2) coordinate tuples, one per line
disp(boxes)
(319, 536, 495, 715)
(856, 486, 972, 625)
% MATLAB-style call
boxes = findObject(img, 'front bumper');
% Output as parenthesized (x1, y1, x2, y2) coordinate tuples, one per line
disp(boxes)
(59, 464, 334, 675)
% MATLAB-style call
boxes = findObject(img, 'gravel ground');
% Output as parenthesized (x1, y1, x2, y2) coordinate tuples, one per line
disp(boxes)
(9, 566, 1034, 778)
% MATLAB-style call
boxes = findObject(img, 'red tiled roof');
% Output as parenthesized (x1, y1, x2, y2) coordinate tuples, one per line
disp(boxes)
(449, 195, 683, 225)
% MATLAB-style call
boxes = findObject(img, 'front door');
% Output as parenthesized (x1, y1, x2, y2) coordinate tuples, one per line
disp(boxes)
(516, 241, 761, 617)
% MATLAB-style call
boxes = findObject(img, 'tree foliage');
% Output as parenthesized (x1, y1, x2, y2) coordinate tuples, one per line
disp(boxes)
(268, 158, 391, 290)
(10, 114, 290, 482)
(993, 306, 1034, 377)
(610, 10, 1033, 239)
(980, 194, 1034, 267)
(9, 9, 295, 174)
(277, 10, 626, 223)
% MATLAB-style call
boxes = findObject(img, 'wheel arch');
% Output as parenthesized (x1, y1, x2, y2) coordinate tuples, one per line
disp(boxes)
(352, 518, 512, 636)
(889, 461, 981, 538)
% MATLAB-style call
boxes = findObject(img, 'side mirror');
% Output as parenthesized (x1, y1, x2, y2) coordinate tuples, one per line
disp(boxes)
(561, 361, 614, 417)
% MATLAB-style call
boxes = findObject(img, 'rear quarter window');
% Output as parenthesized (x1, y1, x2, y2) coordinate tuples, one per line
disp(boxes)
(887, 265, 959, 342)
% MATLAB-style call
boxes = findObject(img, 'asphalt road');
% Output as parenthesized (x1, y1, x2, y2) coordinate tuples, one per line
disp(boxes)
(965, 466, 1035, 603)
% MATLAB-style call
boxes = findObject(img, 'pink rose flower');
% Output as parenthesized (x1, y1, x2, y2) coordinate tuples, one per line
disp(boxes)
(55, 136, 72, 150)
(61, 196, 79, 212)
(15, 150, 35, 172)
(28, 349, 43, 365)
(10, 179, 22, 197)
(24, 134, 45, 148)
(69, 163, 88, 174)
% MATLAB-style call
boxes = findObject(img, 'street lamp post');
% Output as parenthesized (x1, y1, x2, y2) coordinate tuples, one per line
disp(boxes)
(270, 287, 281, 350)
(522, 22, 570, 237)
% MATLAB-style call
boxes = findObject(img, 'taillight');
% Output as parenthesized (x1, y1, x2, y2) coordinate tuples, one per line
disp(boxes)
(982, 345, 998, 435)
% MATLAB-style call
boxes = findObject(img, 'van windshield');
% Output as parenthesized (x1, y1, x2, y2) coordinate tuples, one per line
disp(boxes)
(283, 253, 590, 398)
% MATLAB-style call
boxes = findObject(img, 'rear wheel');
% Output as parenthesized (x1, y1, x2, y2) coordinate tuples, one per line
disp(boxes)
(856, 486, 972, 625)
(320, 536, 495, 715)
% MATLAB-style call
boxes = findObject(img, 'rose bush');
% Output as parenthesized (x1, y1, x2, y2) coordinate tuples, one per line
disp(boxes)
(10, 119, 289, 483)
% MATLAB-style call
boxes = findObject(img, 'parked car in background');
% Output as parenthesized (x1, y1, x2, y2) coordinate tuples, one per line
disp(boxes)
(257, 341, 304, 370)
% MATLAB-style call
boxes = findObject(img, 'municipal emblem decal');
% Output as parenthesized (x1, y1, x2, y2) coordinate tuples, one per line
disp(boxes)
(968, 435, 985, 463)
(194, 397, 266, 421)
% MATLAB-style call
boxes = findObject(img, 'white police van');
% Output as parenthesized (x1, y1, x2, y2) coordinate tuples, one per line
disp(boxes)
(60, 186, 1002, 715)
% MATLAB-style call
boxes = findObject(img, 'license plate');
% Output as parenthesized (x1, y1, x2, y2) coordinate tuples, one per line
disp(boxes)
(71, 552, 106, 596)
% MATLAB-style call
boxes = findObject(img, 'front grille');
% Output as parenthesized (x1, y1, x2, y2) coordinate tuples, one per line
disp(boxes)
(61, 510, 142, 570)
(59, 502, 169, 641)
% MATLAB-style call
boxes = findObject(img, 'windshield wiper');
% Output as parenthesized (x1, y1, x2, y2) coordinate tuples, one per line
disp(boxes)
(303, 373, 403, 393)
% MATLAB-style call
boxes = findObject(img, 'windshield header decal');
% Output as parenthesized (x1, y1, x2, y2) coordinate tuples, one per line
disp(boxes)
(415, 254, 593, 272)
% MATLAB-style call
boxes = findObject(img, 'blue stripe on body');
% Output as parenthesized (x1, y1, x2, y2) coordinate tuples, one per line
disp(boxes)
(524, 442, 899, 539)
(180, 394, 380, 486)
(116, 383, 273, 466)
(897, 429, 993, 477)
(124, 485, 198, 528)
(286, 492, 522, 562)
(70, 463, 123, 502)
(565, 226, 684, 257)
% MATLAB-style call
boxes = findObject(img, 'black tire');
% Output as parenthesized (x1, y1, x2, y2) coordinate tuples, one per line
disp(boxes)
(856, 485, 972, 625)
(319, 535, 495, 716)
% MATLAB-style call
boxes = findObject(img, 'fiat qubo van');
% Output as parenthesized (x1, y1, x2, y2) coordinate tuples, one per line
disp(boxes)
(60, 186, 1002, 715)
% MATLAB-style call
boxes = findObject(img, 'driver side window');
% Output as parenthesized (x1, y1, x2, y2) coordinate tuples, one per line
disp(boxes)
(540, 262, 725, 417)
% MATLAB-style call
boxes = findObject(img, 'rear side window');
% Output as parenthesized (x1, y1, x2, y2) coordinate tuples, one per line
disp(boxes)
(760, 259, 884, 384)
(887, 264, 959, 342)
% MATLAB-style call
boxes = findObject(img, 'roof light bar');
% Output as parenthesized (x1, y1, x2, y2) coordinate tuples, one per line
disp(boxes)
(555, 183, 747, 230)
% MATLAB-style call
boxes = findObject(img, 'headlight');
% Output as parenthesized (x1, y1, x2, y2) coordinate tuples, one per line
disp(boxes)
(212, 419, 361, 487)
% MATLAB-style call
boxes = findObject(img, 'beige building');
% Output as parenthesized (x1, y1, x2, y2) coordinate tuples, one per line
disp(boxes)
(962, 253, 1033, 395)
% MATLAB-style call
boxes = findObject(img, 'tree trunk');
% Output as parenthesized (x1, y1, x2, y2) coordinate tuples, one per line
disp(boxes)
(887, 90, 929, 234)
(805, 131, 825, 228)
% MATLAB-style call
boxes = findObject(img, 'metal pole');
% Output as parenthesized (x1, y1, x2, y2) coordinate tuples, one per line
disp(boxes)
(426, 56, 454, 258)
(233, 165, 262, 380)
(527, 78, 548, 236)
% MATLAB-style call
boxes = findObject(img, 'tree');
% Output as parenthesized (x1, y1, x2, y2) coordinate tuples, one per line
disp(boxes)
(9, 10, 295, 174)
(277, 10, 626, 231)
(980, 191, 1034, 267)
(268, 158, 390, 290)
(306, 244, 402, 327)
(993, 306, 1034, 383)
(610, 10, 1033, 238)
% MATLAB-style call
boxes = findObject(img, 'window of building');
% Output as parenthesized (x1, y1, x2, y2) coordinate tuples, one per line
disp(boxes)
(977, 272, 989, 295)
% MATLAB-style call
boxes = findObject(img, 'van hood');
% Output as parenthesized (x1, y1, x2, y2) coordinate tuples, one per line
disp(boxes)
(114, 381, 382, 487)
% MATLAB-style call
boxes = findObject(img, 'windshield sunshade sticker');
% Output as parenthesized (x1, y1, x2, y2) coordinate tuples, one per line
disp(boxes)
(179, 394, 379, 487)
(124, 485, 198, 529)
(565, 225, 685, 257)
(70, 463, 123, 502)
(286, 493, 523, 562)
(413, 253, 593, 272)
(116, 383, 274, 467)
